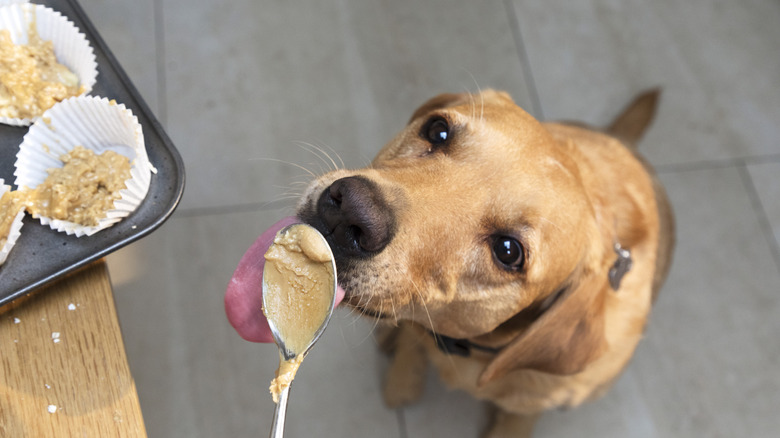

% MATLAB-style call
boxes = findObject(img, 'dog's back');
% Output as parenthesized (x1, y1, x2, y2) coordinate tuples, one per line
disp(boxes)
(605, 89, 675, 301)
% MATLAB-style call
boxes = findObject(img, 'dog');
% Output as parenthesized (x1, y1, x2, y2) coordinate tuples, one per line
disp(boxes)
(294, 89, 674, 437)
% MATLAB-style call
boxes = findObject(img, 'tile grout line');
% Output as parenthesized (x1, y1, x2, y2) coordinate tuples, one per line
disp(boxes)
(655, 153, 780, 175)
(655, 158, 745, 174)
(171, 157, 780, 225)
(171, 153, 780, 220)
(503, 0, 545, 120)
(736, 162, 780, 275)
(154, 0, 168, 126)
(174, 199, 296, 219)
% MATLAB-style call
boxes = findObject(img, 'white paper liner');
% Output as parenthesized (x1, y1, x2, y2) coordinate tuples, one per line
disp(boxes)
(0, 3, 98, 126)
(13, 95, 153, 237)
(0, 178, 25, 266)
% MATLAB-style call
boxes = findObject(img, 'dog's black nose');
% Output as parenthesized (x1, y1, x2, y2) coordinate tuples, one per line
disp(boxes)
(316, 176, 395, 257)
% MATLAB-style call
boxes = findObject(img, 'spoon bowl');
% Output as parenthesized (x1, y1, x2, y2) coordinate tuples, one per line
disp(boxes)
(261, 223, 337, 438)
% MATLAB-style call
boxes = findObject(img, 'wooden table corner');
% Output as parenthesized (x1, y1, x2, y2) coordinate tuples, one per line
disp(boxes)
(0, 260, 147, 437)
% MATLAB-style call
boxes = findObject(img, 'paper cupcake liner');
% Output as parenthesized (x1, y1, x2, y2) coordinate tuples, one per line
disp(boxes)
(13, 95, 153, 237)
(0, 3, 98, 126)
(0, 178, 25, 266)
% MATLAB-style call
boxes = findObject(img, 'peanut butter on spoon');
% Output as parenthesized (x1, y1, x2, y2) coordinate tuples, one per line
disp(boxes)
(262, 223, 336, 437)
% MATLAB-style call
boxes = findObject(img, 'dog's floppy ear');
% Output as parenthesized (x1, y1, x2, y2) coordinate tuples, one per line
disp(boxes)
(478, 265, 609, 386)
(407, 93, 467, 124)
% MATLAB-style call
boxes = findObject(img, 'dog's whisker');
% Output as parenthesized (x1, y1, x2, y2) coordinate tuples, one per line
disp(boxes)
(465, 85, 477, 121)
(345, 309, 362, 326)
(353, 300, 381, 345)
(539, 216, 562, 232)
(270, 186, 306, 202)
(309, 138, 346, 170)
(460, 69, 485, 123)
(342, 294, 363, 323)
(345, 308, 363, 327)
(287, 178, 319, 194)
(248, 157, 318, 178)
(408, 281, 465, 378)
(471, 93, 478, 121)
(293, 141, 340, 173)
(408, 278, 437, 337)
(258, 184, 304, 205)
(388, 293, 399, 327)
(480, 88, 485, 124)
(406, 288, 416, 323)
(472, 77, 484, 124)
(350, 292, 374, 324)
(264, 195, 300, 205)
(286, 182, 313, 191)
(467, 89, 474, 120)
(353, 294, 385, 343)
(292, 141, 331, 171)
(355, 290, 369, 310)
(457, 79, 474, 120)
(311, 139, 347, 170)
(366, 302, 385, 340)
(406, 279, 462, 376)
(271, 182, 304, 193)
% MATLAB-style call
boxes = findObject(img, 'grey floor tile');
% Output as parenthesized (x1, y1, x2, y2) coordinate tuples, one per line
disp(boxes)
(77, 0, 160, 117)
(107, 209, 398, 438)
(534, 368, 658, 438)
(509, 0, 780, 167)
(287, 311, 401, 438)
(632, 168, 780, 437)
(401, 369, 488, 438)
(161, 0, 534, 212)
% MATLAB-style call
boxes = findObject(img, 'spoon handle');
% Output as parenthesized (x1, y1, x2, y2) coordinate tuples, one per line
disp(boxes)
(268, 385, 290, 438)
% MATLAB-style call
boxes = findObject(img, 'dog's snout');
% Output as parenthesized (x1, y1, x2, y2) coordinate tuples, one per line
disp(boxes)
(317, 176, 395, 256)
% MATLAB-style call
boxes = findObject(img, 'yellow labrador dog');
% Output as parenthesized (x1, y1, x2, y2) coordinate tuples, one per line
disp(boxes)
(294, 89, 674, 437)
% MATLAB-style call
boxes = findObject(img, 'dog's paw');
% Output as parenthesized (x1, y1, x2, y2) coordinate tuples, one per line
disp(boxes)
(379, 321, 429, 407)
(374, 324, 401, 355)
(482, 410, 540, 438)
(383, 357, 427, 408)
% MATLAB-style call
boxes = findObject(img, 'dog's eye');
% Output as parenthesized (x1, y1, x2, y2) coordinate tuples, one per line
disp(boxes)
(492, 236, 525, 271)
(422, 117, 450, 144)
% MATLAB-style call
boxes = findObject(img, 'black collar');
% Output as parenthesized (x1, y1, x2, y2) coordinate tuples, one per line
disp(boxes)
(428, 285, 567, 358)
(431, 332, 503, 357)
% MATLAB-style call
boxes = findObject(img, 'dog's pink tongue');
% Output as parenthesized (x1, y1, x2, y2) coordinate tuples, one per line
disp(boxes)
(224, 216, 345, 343)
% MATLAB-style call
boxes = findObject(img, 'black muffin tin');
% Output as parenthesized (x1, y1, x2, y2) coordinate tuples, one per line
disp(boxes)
(0, 0, 185, 306)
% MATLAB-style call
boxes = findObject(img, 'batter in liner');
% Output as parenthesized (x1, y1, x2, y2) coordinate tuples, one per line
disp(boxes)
(0, 21, 82, 119)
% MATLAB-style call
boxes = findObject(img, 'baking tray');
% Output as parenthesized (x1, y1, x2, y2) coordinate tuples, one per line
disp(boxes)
(0, 0, 185, 306)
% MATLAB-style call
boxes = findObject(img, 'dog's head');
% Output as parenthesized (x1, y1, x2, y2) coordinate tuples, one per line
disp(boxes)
(298, 90, 617, 381)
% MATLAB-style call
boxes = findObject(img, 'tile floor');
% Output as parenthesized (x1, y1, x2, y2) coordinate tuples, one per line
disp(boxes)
(74, 0, 780, 436)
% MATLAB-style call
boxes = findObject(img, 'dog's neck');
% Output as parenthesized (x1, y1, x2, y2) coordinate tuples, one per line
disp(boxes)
(431, 241, 632, 358)
(429, 285, 569, 357)
(475, 285, 568, 347)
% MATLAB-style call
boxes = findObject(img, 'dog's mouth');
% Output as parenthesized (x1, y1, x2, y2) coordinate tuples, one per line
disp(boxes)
(343, 297, 394, 320)
(295, 173, 405, 323)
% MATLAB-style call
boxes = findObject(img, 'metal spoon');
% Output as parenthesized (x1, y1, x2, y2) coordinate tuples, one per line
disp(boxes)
(262, 223, 337, 438)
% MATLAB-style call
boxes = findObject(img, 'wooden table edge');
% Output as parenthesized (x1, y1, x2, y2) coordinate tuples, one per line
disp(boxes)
(1, 260, 147, 436)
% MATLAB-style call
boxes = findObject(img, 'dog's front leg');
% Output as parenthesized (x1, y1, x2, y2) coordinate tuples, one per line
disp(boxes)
(382, 321, 429, 408)
(483, 409, 540, 438)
